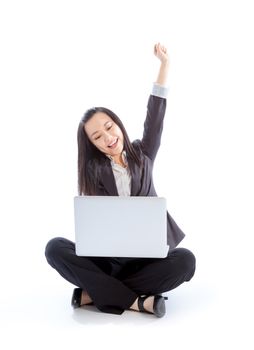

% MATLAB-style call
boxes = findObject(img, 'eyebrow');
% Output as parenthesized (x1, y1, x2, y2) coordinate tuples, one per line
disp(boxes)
(91, 121, 112, 137)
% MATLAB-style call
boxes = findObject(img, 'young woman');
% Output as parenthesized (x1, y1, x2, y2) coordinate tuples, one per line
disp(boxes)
(45, 43, 196, 318)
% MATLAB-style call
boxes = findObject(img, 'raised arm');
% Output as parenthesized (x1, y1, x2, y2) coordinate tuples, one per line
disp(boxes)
(139, 43, 170, 162)
(154, 43, 170, 86)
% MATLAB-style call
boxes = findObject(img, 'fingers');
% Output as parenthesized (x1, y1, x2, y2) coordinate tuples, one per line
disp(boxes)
(161, 44, 167, 54)
(154, 43, 159, 55)
(154, 42, 167, 55)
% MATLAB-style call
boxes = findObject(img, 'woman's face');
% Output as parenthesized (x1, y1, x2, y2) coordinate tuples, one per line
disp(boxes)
(84, 112, 124, 158)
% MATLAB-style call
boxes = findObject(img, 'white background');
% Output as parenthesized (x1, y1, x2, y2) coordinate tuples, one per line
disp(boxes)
(0, 0, 253, 349)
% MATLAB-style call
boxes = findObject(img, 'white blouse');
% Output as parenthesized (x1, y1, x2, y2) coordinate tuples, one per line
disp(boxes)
(107, 151, 131, 196)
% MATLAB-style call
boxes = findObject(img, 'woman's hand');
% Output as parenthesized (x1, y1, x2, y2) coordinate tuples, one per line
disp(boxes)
(154, 43, 169, 65)
(154, 43, 169, 86)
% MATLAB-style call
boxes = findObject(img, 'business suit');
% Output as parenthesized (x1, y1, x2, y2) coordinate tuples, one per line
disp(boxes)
(93, 95, 185, 248)
(45, 94, 196, 315)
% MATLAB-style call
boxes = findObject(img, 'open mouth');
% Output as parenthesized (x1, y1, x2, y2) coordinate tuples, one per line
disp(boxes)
(108, 138, 118, 149)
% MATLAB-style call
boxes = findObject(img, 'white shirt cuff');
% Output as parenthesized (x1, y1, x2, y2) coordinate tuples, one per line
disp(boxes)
(152, 83, 169, 98)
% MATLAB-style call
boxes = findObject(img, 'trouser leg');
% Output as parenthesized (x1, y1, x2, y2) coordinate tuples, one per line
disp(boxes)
(45, 238, 196, 315)
(119, 248, 196, 296)
(45, 237, 137, 314)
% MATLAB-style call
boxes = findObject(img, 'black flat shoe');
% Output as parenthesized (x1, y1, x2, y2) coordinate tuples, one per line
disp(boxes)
(71, 288, 94, 308)
(138, 295, 168, 318)
(71, 288, 82, 309)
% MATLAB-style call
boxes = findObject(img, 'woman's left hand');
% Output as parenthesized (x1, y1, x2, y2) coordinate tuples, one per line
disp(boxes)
(154, 43, 169, 65)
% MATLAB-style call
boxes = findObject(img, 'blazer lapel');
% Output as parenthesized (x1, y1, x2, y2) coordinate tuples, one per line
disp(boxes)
(99, 160, 119, 196)
(130, 161, 142, 196)
(99, 157, 143, 196)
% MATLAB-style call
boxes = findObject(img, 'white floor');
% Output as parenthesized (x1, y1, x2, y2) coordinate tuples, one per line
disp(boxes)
(1, 235, 253, 350)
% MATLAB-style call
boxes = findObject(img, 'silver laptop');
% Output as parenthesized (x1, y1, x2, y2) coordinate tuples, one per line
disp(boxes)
(74, 196, 169, 258)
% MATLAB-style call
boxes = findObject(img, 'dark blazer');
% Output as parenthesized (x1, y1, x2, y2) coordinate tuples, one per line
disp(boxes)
(93, 95, 185, 249)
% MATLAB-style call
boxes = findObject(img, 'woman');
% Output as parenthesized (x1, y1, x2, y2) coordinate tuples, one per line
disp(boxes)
(45, 43, 196, 318)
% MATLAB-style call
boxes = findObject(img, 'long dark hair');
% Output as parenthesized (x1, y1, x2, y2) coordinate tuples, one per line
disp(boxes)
(77, 107, 143, 195)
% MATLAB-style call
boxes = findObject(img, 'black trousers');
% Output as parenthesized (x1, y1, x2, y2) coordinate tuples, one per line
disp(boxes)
(45, 237, 196, 315)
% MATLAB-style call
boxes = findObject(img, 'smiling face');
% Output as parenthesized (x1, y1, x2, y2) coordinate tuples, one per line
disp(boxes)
(84, 112, 124, 159)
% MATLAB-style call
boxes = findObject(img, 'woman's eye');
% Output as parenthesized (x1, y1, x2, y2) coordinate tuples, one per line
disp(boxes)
(107, 125, 112, 130)
(95, 136, 101, 140)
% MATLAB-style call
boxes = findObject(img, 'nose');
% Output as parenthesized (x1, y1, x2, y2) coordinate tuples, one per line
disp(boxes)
(103, 131, 112, 144)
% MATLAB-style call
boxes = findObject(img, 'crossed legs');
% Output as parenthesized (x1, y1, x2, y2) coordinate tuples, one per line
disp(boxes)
(45, 237, 196, 315)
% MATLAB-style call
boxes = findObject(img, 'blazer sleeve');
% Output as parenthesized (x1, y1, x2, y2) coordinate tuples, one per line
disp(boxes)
(140, 95, 167, 162)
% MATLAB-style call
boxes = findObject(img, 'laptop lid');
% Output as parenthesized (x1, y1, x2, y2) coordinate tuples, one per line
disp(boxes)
(74, 196, 169, 258)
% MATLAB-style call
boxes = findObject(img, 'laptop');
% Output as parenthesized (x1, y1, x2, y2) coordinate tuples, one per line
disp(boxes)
(74, 196, 169, 258)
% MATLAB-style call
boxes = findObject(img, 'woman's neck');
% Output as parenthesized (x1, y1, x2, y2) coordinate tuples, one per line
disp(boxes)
(111, 152, 127, 168)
